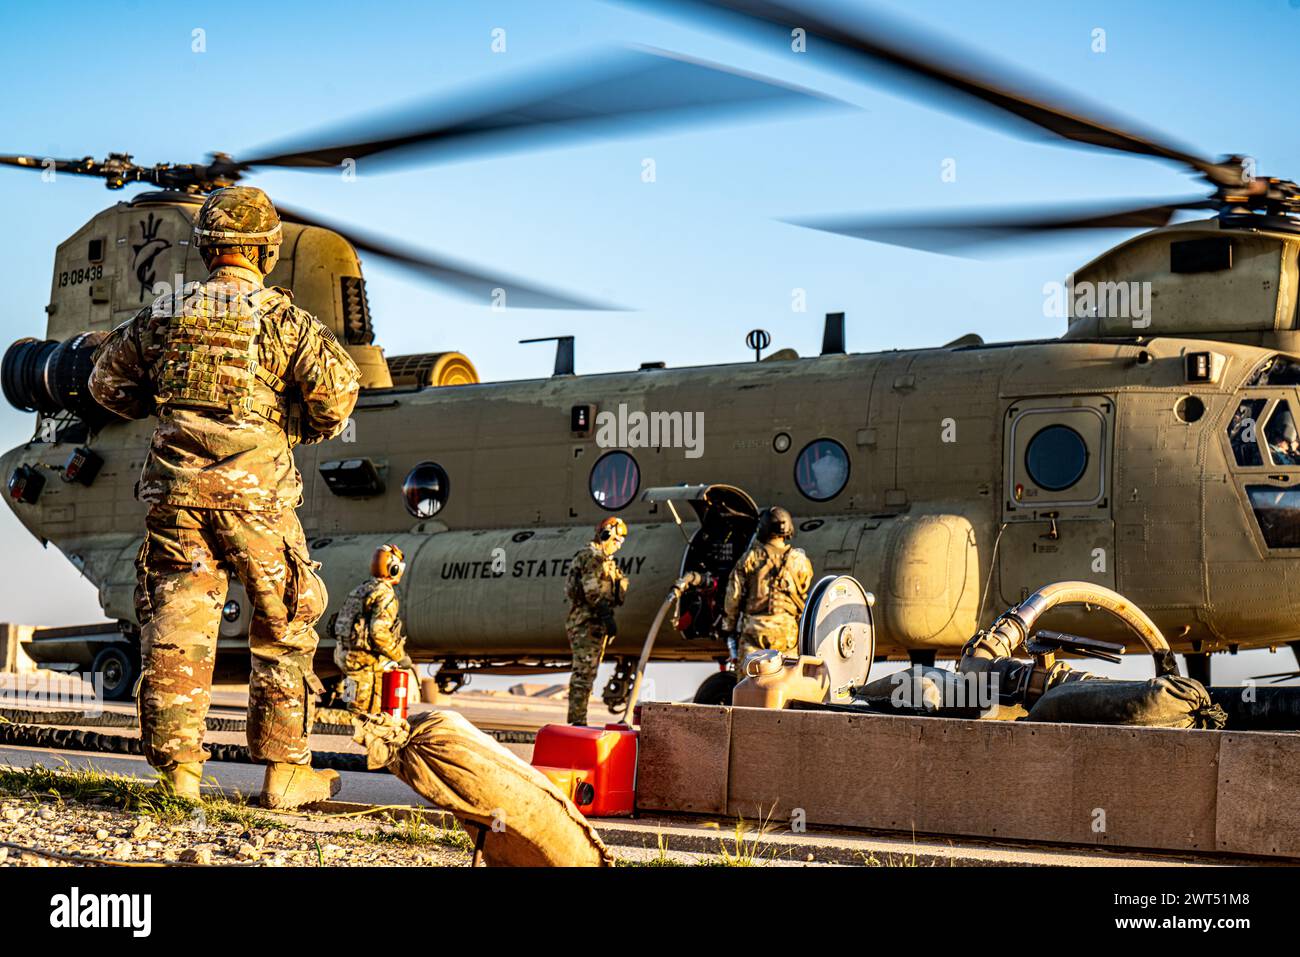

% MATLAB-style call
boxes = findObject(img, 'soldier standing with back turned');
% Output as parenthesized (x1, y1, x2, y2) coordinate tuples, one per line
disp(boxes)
(333, 544, 411, 714)
(88, 186, 361, 809)
(722, 506, 814, 675)
(564, 517, 629, 725)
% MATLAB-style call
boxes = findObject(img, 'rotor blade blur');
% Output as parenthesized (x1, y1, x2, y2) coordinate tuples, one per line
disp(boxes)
(277, 205, 622, 311)
(234, 47, 834, 173)
(786, 198, 1216, 254)
(0, 154, 100, 177)
(636, 0, 1240, 185)
(1252, 671, 1300, 684)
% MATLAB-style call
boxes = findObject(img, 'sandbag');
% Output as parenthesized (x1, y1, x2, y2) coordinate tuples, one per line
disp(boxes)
(354, 711, 613, 867)
(1027, 675, 1227, 730)
(853, 664, 1003, 718)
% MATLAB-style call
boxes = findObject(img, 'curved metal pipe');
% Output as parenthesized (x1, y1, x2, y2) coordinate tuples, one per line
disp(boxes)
(961, 581, 1179, 701)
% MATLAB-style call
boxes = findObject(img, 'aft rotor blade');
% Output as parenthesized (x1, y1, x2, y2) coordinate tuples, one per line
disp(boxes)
(277, 205, 622, 311)
(786, 198, 1217, 253)
(234, 47, 833, 173)
(637, 0, 1243, 186)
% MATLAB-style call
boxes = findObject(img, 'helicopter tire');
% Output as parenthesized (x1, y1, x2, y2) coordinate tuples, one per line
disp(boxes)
(693, 671, 737, 706)
(92, 645, 139, 702)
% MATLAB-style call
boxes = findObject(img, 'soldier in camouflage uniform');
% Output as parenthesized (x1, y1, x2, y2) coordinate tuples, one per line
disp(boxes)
(88, 186, 361, 809)
(722, 506, 815, 675)
(333, 544, 409, 714)
(564, 517, 629, 725)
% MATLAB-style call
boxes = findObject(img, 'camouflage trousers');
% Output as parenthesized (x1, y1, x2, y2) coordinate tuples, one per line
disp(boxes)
(736, 614, 800, 677)
(566, 619, 610, 725)
(340, 660, 385, 715)
(135, 505, 328, 769)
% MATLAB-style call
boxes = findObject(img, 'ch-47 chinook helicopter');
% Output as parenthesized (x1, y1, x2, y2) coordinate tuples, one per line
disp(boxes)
(6, 3, 1300, 708)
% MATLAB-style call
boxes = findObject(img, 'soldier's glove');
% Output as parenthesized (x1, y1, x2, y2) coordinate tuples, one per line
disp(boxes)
(397, 656, 415, 671)
(722, 633, 740, 662)
(600, 612, 618, 639)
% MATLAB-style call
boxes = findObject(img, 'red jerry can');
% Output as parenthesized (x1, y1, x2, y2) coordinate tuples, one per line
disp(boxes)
(531, 724, 638, 817)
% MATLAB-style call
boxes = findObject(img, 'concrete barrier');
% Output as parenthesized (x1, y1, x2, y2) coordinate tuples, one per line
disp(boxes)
(635, 702, 1300, 860)
(0, 624, 35, 675)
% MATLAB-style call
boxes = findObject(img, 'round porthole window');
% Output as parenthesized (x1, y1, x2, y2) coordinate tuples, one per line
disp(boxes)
(794, 439, 850, 501)
(402, 461, 450, 518)
(1025, 425, 1089, 492)
(1174, 395, 1205, 424)
(589, 451, 639, 511)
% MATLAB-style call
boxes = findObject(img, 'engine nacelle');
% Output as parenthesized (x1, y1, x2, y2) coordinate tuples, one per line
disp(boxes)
(1, 333, 108, 425)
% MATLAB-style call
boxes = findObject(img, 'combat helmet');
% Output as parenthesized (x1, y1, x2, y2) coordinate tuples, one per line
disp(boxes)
(192, 186, 282, 247)
(757, 506, 794, 542)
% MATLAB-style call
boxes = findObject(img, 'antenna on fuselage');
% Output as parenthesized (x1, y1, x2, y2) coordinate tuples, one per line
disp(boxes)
(520, 336, 575, 376)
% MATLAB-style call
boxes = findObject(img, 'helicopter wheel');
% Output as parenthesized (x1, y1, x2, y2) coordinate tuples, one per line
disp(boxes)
(693, 671, 737, 706)
(92, 645, 139, 703)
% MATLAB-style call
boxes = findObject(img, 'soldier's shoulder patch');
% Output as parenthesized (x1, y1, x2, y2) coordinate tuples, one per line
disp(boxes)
(316, 317, 340, 345)
(291, 306, 339, 344)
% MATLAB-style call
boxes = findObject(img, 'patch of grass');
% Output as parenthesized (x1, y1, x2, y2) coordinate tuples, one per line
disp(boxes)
(203, 799, 280, 831)
(702, 811, 778, 867)
(0, 762, 280, 829)
(356, 814, 474, 852)
(615, 832, 687, 867)
(435, 819, 476, 852)
(0, 762, 192, 824)
(858, 850, 919, 866)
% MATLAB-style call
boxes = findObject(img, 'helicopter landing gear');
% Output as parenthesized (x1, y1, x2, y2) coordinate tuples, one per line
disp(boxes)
(435, 664, 469, 696)
(601, 656, 635, 713)
(908, 649, 936, 667)
(693, 670, 737, 705)
(1184, 652, 1212, 686)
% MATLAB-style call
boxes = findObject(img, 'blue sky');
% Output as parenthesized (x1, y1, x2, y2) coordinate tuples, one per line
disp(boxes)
(1, 0, 1298, 687)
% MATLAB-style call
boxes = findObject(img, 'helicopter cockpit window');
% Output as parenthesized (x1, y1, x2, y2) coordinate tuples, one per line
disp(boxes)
(1024, 425, 1089, 491)
(589, 451, 639, 511)
(1245, 355, 1300, 387)
(795, 439, 850, 501)
(1228, 399, 1267, 467)
(402, 461, 450, 518)
(1247, 486, 1300, 548)
(1265, 401, 1300, 465)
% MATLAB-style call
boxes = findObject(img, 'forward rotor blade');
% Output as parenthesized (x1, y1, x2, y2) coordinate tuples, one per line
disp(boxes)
(277, 205, 622, 311)
(638, 0, 1243, 186)
(786, 198, 1217, 253)
(234, 47, 833, 173)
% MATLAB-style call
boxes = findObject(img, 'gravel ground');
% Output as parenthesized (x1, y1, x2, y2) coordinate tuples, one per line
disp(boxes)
(0, 793, 472, 868)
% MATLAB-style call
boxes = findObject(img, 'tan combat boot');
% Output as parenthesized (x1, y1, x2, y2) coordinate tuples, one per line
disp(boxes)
(260, 763, 341, 810)
(159, 762, 204, 801)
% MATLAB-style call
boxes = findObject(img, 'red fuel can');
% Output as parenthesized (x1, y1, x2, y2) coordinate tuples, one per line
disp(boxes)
(381, 668, 410, 720)
(531, 724, 638, 818)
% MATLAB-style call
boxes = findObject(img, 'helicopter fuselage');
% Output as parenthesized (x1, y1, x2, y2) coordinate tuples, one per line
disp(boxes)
(7, 200, 1300, 680)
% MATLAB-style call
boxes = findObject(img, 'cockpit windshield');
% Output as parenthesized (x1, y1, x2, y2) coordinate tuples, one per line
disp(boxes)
(1265, 401, 1300, 465)
(1228, 399, 1267, 466)
(1246, 354, 1300, 386)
